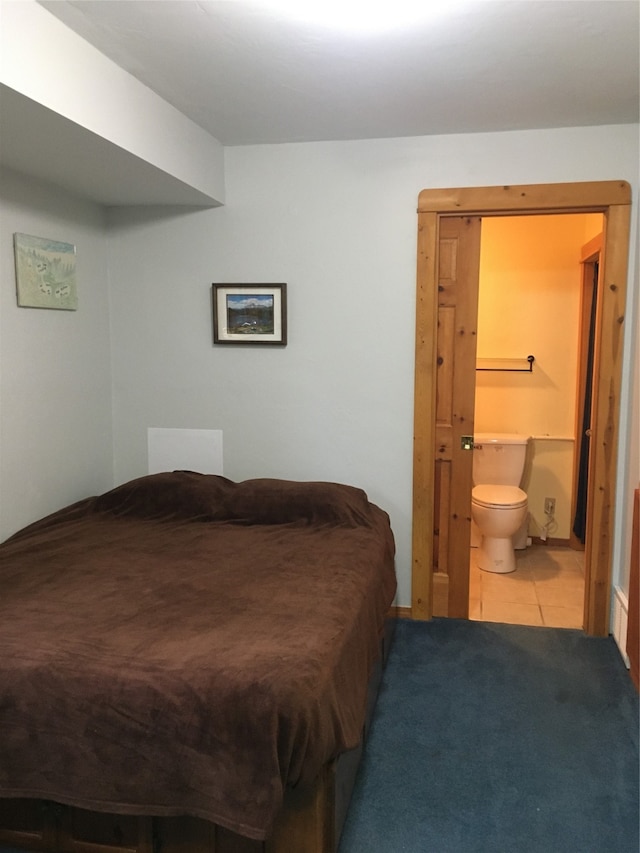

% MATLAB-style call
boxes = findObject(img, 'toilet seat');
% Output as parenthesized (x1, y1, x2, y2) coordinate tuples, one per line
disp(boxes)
(472, 484, 527, 509)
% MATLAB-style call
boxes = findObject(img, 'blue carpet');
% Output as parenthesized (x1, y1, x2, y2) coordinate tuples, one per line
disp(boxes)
(338, 618, 639, 853)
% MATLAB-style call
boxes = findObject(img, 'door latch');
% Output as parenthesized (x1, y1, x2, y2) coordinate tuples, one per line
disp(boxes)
(461, 435, 474, 450)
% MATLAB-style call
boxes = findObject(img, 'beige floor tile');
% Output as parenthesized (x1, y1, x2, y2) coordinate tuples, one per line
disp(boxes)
(572, 550, 586, 573)
(482, 601, 543, 626)
(537, 567, 585, 583)
(540, 605, 584, 629)
(510, 562, 537, 581)
(514, 546, 544, 564)
(548, 546, 585, 565)
(533, 548, 584, 574)
(523, 567, 564, 584)
(528, 564, 583, 583)
(535, 579, 584, 607)
(481, 575, 538, 604)
(468, 544, 587, 630)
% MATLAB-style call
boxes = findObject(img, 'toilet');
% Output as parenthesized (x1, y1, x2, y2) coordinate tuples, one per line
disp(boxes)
(471, 433, 530, 574)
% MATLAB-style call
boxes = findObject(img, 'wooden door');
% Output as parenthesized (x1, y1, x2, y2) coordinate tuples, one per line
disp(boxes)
(432, 217, 481, 617)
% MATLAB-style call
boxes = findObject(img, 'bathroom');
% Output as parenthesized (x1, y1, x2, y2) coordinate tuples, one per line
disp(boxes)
(469, 212, 603, 628)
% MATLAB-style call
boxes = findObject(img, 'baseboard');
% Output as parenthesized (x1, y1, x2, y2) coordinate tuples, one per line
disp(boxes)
(390, 605, 412, 619)
(612, 587, 630, 668)
(530, 536, 572, 547)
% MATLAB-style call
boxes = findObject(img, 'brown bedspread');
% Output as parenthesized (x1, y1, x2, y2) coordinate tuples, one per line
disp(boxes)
(0, 473, 396, 840)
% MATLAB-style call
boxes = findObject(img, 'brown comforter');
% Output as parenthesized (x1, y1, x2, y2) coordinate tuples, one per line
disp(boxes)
(0, 473, 396, 840)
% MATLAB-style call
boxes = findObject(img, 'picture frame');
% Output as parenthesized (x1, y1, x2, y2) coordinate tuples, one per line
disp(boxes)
(212, 283, 287, 345)
(14, 233, 78, 310)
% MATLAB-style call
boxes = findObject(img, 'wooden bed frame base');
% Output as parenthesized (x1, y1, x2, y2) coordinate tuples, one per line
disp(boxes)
(0, 620, 395, 853)
(0, 765, 336, 853)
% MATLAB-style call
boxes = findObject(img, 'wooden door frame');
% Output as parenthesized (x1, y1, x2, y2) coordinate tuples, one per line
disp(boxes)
(412, 181, 631, 636)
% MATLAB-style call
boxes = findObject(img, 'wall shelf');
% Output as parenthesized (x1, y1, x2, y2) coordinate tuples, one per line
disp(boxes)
(476, 355, 535, 372)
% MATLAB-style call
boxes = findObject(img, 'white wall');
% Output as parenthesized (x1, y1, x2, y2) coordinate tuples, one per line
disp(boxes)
(106, 124, 639, 607)
(0, 167, 114, 539)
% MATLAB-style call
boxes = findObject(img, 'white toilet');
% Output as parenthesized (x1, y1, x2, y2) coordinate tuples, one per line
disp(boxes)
(471, 433, 530, 574)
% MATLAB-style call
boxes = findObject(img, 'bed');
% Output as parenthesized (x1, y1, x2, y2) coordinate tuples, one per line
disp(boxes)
(0, 472, 396, 853)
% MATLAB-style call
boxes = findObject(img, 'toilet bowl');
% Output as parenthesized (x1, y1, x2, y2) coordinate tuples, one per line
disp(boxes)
(471, 484, 528, 574)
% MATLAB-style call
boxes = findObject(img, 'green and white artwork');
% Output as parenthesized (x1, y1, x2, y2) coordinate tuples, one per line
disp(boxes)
(14, 233, 77, 310)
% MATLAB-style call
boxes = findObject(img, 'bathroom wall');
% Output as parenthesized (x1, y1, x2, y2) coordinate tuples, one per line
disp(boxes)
(474, 213, 603, 540)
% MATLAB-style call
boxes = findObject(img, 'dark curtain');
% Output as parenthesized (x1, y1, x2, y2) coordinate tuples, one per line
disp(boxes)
(573, 261, 598, 543)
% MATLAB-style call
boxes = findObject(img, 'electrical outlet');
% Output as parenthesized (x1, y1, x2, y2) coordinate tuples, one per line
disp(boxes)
(544, 497, 556, 516)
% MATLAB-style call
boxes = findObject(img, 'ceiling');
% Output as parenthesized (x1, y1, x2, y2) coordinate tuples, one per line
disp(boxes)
(38, 0, 640, 146)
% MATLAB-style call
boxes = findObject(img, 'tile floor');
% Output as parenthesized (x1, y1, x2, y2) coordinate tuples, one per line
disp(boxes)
(469, 544, 585, 629)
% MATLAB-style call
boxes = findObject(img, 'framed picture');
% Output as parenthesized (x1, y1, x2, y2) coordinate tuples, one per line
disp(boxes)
(212, 283, 287, 345)
(14, 233, 77, 310)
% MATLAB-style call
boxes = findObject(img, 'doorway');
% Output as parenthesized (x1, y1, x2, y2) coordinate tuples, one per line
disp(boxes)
(468, 213, 602, 629)
(411, 182, 631, 637)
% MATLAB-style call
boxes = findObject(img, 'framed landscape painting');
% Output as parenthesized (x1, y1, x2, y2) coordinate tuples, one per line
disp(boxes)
(14, 233, 78, 310)
(212, 283, 287, 345)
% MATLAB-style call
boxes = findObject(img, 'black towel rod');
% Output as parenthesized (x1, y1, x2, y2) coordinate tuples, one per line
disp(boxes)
(476, 355, 535, 373)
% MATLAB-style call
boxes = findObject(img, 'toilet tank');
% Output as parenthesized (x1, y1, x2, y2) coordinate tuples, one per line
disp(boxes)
(473, 433, 530, 486)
